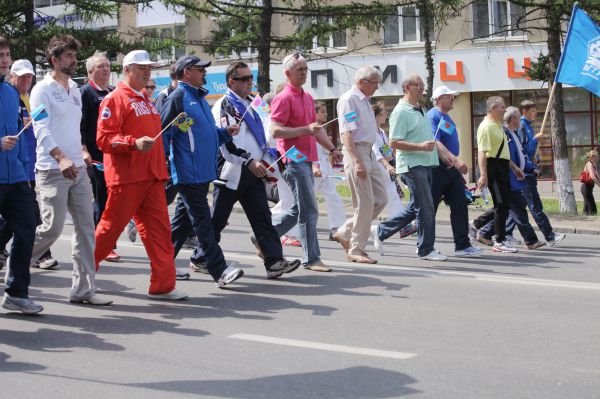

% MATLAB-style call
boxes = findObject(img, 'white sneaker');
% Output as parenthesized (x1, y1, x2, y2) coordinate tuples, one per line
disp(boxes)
(371, 225, 384, 256)
(547, 233, 566, 247)
(2, 293, 43, 314)
(216, 264, 244, 288)
(176, 268, 191, 280)
(125, 220, 137, 242)
(454, 246, 483, 257)
(148, 289, 188, 300)
(419, 249, 448, 261)
(505, 235, 523, 246)
(468, 220, 478, 243)
(492, 240, 519, 253)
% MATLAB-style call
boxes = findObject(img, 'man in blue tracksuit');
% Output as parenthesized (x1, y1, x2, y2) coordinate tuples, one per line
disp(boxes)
(161, 55, 244, 288)
(0, 36, 43, 313)
(505, 100, 565, 246)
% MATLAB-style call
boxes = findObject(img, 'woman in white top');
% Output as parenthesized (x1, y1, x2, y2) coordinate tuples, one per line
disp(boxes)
(313, 101, 347, 239)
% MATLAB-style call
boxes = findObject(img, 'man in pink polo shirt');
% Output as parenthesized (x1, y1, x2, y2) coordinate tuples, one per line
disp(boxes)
(270, 52, 342, 272)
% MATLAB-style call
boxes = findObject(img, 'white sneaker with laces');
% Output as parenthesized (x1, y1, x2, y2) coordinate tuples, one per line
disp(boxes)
(504, 235, 522, 246)
(176, 268, 191, 280)
(216, 264, 244, 288)
(371, 225, 384, 256)
(2, 293, 43, 314)
(419, 249, 448, 261)
(547, 233, 566, 247)
(492, 240, 519, 253)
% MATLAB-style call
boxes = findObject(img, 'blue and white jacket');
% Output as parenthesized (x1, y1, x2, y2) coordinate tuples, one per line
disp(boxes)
(506, 127, 535, 191)
(0, 77, 28, 184)
(161, 82, 233, 185)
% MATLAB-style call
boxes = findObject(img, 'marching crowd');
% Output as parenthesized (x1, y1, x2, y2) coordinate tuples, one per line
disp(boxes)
(1, 34, 568, 315)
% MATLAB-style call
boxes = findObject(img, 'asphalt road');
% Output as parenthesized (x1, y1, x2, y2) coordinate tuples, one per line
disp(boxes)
(1, 211, 599, 398)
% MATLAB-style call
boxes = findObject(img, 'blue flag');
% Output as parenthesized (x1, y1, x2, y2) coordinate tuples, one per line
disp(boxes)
(30, 104, 48, 122)
(555, 4, 600, 97)
(284, 145, 307, 163)
(437, 118, 455, 136)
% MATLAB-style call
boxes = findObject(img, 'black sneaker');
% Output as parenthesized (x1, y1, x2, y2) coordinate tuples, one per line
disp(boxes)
(33, 255, 59, 269)
(183, 236, 199, 249)
(189, 259, 209, 274)
(267, 258, 301, 279)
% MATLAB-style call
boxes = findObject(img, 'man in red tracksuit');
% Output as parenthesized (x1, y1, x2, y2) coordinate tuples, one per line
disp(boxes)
(94, 50, 187, 300)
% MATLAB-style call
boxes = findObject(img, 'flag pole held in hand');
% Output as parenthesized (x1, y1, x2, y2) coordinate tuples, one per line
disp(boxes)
(17, 104, 48, 137)
(154, 112, 193, 140)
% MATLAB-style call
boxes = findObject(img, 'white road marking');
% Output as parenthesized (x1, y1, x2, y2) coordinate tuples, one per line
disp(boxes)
(228, 333, 417, 360)
(58, 235, 600, 291)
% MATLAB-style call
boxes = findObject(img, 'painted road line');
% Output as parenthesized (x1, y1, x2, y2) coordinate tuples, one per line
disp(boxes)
(228, 333, 417, 360)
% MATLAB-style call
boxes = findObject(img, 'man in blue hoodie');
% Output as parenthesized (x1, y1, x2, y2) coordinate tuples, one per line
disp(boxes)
(161, 55, 244, 288)
(0, 36, 43, 314)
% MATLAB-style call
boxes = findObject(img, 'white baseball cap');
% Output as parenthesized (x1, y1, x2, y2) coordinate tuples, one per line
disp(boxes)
(122, 50, 159, 67)
(10, 59, 34, 76)
(431, 85, 460, 101)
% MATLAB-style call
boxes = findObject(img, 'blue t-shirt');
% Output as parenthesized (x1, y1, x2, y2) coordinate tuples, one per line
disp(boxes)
(427, 107, 460, 156)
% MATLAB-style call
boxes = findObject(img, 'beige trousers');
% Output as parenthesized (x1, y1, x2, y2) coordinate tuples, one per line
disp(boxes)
(337, 144, 388, 255)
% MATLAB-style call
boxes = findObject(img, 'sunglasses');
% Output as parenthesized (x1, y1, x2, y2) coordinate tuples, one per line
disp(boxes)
(231, 75, 254, 82)
(145, 85, 156, 90)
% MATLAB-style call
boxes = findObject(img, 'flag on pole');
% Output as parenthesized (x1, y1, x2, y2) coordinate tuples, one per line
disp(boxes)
(437, 118, 456, 136)
(30, 104, 48, 122)
(284, 146, 307, 163)
(344, 110, 359, 123)
(173, 112, 194, 132)
(555, 4, 600, 97)
(250, 95, 270, 120)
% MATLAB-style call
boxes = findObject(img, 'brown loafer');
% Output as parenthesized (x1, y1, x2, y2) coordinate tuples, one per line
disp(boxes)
(526, 241, 546, 250)
(332, 232, 350, 253)
(347, 253, 378, 264)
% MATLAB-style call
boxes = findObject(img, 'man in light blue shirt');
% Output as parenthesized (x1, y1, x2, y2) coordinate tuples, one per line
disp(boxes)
(371, 74, 447, 261)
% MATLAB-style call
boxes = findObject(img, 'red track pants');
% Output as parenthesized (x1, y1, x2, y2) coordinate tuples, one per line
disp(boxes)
(95, 179, 176, 295)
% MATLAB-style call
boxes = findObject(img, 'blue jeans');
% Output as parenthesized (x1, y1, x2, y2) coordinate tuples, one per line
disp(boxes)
(272, 162, 320, 265)
(376, 166, 436, 257)
(506, 175, 555, 241)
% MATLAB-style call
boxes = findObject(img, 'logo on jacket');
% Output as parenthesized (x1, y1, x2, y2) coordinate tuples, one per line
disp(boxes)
(101, 106, 111, 120)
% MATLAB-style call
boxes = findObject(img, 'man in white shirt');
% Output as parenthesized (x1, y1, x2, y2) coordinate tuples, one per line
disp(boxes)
(29, 35, 111, 305)
(212, 61, 301, 279)
(332, 66, 388, 264)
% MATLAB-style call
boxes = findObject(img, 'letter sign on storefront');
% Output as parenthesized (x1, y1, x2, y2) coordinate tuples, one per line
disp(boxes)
(440, 61, 465, 84)
(507, 57, 532, 79)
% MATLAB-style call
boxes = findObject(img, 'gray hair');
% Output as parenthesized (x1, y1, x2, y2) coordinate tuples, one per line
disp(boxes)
(503, 106, 520, 124)
(86, 51, 109, 74)
(401, 74, 423, 92)
(282, 52, 307, 71)
(355, 66, 382, 83)
(486, 96, 505, 113)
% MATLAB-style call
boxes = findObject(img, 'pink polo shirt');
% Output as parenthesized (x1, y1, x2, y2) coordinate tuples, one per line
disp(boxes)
(270, 83, 318, 163)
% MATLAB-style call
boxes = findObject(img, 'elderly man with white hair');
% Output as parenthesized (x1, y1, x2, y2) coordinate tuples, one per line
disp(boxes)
(331, 66, 387, 264)
(426, 86, 482, 258)
(270, 52, 342, 272)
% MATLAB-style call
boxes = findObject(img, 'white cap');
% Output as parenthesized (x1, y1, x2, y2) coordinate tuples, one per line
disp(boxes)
(10, 59, 34, 76)
(122, 50, 159, 67)
(431, 85, 460, 101)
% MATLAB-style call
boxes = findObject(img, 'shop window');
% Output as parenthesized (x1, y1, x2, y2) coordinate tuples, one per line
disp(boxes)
(297, 16, 347, 52)
(383, 6, 433, 46)
(472, 0, 526, 39)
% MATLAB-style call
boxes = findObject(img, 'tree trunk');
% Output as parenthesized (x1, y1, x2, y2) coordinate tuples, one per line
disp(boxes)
(257, 0, 273, 95)
(546, 2, 577, 214)
(24, 0, 36, 77)
(418, 0, 434, 109)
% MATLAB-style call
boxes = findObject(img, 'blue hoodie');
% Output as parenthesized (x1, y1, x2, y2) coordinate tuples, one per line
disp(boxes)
(0, 77, 28, 184)
(161, 81, 232, 185)
(505, 127, 535, 191)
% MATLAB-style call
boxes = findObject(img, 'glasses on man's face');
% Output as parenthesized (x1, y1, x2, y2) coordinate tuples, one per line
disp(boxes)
(409, 82, 424, 88)
(232, 75, 254, 82)
(189, 66, 206, 73)
(364, 79, 381, 85)
(145, 85, 156, 90)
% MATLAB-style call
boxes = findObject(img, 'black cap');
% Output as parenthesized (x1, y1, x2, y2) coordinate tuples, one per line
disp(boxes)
(175, 55, 211, 74)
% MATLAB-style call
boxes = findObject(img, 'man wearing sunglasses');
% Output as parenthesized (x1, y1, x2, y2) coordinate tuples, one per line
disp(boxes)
(270, 52, 342, 272)
(161, 55, 245, 289)
(211, 61, 301, 279)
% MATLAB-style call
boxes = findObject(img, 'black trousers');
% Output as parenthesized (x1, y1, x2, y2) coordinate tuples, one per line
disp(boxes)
(581, 183, 597, 215)
(0, 180, 51, 260)
(486, 158, 511, 243)
(0, 182, 36, 298)
(212, 166, 283, 269)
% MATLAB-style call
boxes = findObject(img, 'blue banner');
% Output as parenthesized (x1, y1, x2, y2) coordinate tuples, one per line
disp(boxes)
(555, 4, 600, 97)
(152, 69, 258, 99)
